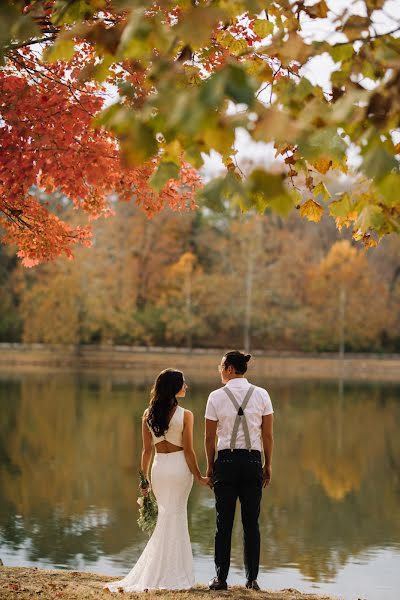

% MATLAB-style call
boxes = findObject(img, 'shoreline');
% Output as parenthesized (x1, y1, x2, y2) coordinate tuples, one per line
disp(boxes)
(0, 566, 340, 600)
(0, 343, 400, 382)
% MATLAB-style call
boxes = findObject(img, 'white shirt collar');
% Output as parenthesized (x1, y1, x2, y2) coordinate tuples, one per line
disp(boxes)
(225, 377, 249, 387)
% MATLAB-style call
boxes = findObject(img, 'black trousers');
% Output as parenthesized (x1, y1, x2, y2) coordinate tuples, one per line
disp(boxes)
(213, 449, 263, 582)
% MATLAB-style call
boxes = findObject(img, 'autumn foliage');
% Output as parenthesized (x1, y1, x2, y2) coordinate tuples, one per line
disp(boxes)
(2, 203, 399, 352)
(1, 0, 400, 266)
(0, 45, 200, 266)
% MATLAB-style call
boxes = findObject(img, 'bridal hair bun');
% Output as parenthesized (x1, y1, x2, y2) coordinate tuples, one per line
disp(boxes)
(245, 354, 251, 362)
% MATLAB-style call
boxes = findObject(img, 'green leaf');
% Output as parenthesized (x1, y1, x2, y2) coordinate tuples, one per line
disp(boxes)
(329, 193, 353, 217)
(120, 121, 158, 165)
(295, 78, 316, 101)
(361, 60, 377, 80)
(0, 4, 39, 60)
(330, 43, 354, 63)
(247, 169, 285, 197)
(362, 147, 398, 182)
(197, 177, 226, 212)
(253, 19, 274, 38)
(354, 205, 385, 233)
(224, 64, 256, 107)
(200, 70, 228, 109)
(98, 106, 158, 165)
(200, 64, 256, 109)
(268, 190, 296, 217)
(313, 181, 331, 200)
(377, 173, 400, 207)
(203, 122, 235, 156)
(44, 38, 75, 62)
(149, 161, 180, 192)
(298, 128, 347, 161)
(246, 170, 293, 216)
(52, 0, 99, 25)
(185, 143, 204, 169)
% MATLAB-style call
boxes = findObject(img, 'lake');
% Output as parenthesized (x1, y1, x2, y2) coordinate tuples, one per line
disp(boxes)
(0, 370, 399, 600)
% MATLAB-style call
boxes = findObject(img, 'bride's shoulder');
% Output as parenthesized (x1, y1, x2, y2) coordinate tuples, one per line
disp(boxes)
(142, 407, 149, 419)
(183, 408, 194, 420)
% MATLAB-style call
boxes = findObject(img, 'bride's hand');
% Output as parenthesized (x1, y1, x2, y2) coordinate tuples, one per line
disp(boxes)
(140, 485, 150, 496)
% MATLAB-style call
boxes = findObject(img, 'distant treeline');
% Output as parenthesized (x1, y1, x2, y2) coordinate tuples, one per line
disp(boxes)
(1, 202, 399, 352)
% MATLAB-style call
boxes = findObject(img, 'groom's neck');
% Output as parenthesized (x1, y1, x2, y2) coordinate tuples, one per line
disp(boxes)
(224, 374, 245, 382)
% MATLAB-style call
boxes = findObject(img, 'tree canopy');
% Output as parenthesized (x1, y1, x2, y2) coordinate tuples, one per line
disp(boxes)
(1, 0, 400, 264)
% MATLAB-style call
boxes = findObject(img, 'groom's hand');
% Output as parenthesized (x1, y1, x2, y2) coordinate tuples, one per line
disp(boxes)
(263, 465, 272, 488)
(206, 467, 214, 488)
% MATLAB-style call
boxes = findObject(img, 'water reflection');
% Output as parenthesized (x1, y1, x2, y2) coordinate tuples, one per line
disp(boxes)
(0, 371, 399, 597)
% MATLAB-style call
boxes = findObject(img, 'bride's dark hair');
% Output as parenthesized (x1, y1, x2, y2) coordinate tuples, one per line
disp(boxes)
(147, 369, 184, 437)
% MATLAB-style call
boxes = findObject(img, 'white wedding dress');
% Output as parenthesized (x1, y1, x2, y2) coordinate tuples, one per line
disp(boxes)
(105, 405, 195, 592)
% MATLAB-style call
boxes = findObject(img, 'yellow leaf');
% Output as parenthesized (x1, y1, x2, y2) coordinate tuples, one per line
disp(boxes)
(229, 38, 248, 56)
(300, 199, 324, 222)
(331, 157, 348, 174)
(362, 234, 378, 248)
(311, 158, 331, 174)
(335, 211, 358, 230)
(216, 30, 248, 55)
(253, 19, 274, 38)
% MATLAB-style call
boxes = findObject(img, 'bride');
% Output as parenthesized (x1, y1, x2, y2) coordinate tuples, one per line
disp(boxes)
(105, 368, 209, 592)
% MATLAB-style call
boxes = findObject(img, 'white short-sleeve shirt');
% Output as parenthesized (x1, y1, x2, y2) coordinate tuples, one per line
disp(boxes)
(205, 378, 273, 452)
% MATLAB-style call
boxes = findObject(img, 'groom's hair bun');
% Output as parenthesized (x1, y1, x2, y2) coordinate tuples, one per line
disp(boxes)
(223, 350, 252, 375)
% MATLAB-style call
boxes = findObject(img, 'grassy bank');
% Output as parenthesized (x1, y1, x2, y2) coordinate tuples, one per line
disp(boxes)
(1, 343, 400, 382)
(0, 567, 339, 600)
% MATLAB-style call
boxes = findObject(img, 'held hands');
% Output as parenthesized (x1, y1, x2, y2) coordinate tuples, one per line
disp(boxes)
(197, 474, 213, 488)
(263, 464, 272, 488)
(199, 476, 212, 487)
(206, 466, 214, 488)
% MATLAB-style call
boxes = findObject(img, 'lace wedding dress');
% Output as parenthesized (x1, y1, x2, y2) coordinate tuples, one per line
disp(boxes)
(104, 406, 195, 592)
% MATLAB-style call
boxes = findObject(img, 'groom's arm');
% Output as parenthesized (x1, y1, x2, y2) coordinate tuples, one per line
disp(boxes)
(261, 414, 274, 488)
(205, 419, 218, 478)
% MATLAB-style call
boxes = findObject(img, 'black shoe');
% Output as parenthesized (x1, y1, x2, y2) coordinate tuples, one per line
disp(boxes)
(246, 580, 260, 591)
(209, 577, 228, 591)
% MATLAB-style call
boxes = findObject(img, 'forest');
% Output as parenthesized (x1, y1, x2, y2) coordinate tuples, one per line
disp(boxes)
(1, 196, 399, 353)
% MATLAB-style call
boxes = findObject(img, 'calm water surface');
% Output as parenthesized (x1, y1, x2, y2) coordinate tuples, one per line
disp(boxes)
(0, 370, 399, 600)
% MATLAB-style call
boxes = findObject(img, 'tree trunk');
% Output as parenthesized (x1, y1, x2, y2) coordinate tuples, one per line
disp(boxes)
(339, 286, 346, 359)
(185, 265, 192, 351)
(244, 250, 254, 354)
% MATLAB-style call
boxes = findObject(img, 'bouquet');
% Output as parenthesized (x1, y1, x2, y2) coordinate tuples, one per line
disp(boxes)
(137, 470, 158, 535)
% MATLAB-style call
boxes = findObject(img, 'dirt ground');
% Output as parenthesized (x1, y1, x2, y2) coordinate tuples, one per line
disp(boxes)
(0, 567, 342, 600)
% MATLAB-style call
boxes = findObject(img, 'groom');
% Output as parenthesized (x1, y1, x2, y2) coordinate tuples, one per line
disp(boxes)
(205, 350, 274, 591)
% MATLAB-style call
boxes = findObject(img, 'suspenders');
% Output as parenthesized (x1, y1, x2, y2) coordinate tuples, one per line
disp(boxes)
(222, 385, 255, 451)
